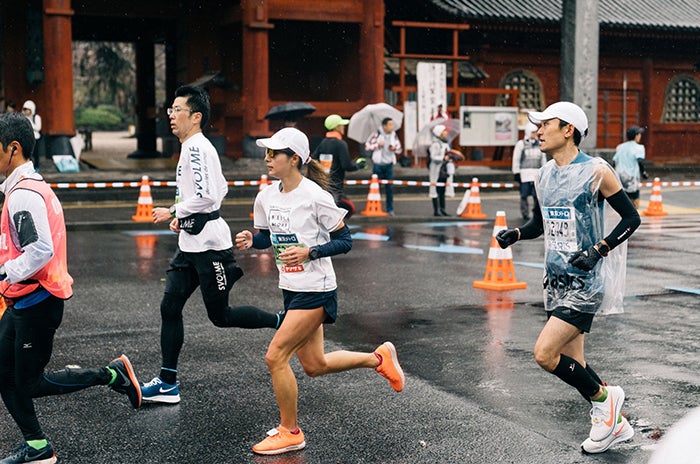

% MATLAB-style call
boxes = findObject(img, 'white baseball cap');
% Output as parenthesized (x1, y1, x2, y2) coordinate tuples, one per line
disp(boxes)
(528, 101, 589, 139)
(256, 127, 310, 164)
(432, 124, 446, 138)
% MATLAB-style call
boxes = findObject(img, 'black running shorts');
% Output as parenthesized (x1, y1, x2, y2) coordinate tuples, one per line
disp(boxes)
(547, 306, 594, 333)
(282, 289, 338, 324)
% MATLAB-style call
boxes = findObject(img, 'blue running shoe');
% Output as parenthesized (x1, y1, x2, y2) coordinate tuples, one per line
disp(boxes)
(141, 376, 180, 404)
(0, 442, 56, 464)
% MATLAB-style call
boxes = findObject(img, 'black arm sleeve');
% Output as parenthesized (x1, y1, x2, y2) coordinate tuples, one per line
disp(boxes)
(252, 229, 272, 249)
(637, 159, 648, 177)
(314, 224, 353, 258)
(518, 196, 544, 240)
(603, 189, 641, 250)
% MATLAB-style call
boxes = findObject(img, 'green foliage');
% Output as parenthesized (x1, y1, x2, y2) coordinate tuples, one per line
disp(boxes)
(73, 42, 136, 120)
(74, 105, 126, 130)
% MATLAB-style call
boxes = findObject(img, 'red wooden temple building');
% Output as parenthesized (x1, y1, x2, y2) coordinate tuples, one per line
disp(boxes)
(0, 0, 699, 165)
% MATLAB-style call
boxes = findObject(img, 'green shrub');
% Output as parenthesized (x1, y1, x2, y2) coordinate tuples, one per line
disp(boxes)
(74, 105, 126, 130)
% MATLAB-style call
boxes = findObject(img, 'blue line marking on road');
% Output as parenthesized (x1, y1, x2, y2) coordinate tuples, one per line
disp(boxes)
(416, 221, 490, 227)
(514, 261, 545, 269)
(351, 232, 390, 241)
(665, 286, 700, 295)
(403, 244, 483, 254)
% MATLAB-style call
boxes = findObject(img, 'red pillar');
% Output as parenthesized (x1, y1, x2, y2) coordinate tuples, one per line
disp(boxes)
(641, 58, 653, 159)
(360, 0, 385, 103)
(42, 0, 74, 156)
(241, 0, 272, 139)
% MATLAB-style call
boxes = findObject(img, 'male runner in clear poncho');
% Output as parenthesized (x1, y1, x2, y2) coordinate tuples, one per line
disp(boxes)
(496, 102, 641, 454)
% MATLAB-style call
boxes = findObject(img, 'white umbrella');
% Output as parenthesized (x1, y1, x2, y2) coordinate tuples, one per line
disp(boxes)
(413, 118, 462, 160)
(347, 103, 403, 143)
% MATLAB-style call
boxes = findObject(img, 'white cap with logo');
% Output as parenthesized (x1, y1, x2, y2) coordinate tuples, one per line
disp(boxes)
(256, 127, 311, 164)
(528, 101, 589, 140)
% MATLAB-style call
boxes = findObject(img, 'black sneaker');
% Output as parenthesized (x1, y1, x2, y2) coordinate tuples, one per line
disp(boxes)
(0, 442, 56, 464)
(107, 354, 142, 409)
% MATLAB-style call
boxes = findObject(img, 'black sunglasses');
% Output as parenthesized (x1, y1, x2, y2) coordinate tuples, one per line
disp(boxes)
(265, 147, 295, 158)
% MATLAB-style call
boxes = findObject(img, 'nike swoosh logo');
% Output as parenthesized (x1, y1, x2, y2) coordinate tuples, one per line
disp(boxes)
(117, 370, 131, 388)
(159, 385, 177, 393)
(603, 397, 615, 428)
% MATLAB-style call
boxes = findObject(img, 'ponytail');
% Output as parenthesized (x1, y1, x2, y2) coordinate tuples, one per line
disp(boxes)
(305, 159, 331, 191)
(291, 155, 331, 191)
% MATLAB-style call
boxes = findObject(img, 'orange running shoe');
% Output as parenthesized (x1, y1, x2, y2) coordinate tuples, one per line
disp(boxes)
(252, 426, 306, 455)
(374, 341, 405, 392)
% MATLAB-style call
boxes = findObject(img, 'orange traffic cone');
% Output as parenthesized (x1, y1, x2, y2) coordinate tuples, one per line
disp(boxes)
(473, 210, 527, 291)
(642, 177, 668, 216)
(458, 177, 487, 219)
(132, 175, 153, 222)
(0, 297, 5, 319)
(360, 174, 388, 217)
(250, 174, 269, 218)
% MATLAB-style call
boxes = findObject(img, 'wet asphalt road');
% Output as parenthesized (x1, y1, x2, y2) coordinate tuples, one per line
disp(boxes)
(0, 187, 698, 463)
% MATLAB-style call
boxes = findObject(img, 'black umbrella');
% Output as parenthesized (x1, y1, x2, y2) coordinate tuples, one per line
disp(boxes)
(264, 102, 317, 121)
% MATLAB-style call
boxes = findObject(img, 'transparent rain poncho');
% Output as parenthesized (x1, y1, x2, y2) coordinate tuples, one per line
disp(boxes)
(536, 155, 627, 315)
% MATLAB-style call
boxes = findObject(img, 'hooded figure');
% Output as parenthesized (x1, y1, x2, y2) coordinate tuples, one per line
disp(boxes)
(427, 124, 454, 216)
(22, 100, 42, 168)
(21, 100, 41, 140)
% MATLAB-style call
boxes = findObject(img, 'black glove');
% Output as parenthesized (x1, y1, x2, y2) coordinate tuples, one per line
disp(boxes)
(568, 245, 603, 272)
(496, 229, 519, 249)
(355, 157, 367, 170)
(514, 173, 521, 183)
(637, 159, 649, 179)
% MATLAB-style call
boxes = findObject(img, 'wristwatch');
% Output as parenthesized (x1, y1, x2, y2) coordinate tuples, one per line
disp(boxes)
(169, 205, 177, 218)
(595, 242, 610, 257)
(308, 247, 321, 261)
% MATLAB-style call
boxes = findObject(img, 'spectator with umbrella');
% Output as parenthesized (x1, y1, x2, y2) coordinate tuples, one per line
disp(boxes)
(415, 119, 462, 216)
(348, 103, 403, 215)
(428, 123, 463, 216)
(364, 118, 402, 216)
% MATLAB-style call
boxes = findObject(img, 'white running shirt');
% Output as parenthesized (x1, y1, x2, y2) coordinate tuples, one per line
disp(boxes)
(174, 132, 232, 252)
(253, 177, 346, 292)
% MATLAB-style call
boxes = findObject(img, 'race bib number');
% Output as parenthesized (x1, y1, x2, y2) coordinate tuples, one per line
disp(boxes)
(543, 206, 577, 252)
(271, 233, 305, 273)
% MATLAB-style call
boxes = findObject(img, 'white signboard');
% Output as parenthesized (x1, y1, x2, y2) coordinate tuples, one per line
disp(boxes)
(417, 62, 447, 130)
(403, 101, 417, 156)
(459, 106, 518, 146)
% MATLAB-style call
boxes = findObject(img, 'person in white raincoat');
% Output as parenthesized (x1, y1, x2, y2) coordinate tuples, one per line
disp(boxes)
(428, 124, 457, 216)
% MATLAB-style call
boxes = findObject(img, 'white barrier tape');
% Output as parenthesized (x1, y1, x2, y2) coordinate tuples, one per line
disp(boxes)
(47, 178, 700, 190)
(345, 179, 517, 188)
(641, 181, 700, 188)
(49, 179, 514, 189)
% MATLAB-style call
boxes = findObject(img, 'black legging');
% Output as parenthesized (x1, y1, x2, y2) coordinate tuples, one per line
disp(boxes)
(0, 297, 112, 440)
(159, 248, 279, 372)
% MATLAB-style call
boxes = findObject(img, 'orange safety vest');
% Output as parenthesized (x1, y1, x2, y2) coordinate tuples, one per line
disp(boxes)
(0, 178, 73, 300)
